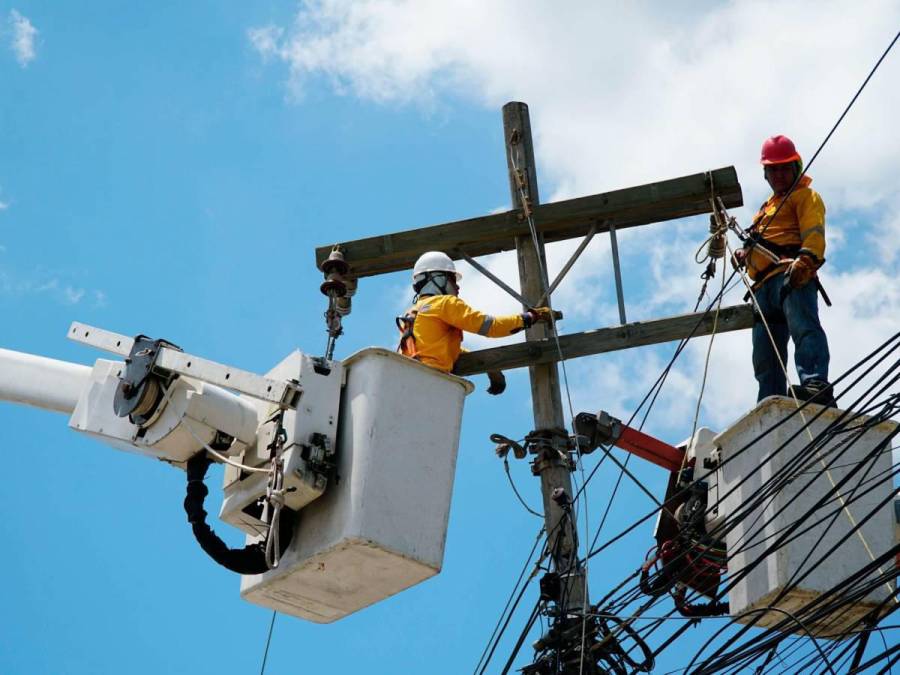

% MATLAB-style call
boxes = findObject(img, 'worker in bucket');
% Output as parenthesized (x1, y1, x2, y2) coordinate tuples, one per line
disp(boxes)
(733, 135, 834, 406)
(397, 251, 553, 394)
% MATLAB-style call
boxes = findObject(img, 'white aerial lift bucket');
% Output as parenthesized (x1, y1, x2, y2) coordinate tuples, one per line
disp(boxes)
(240, 347, 474, 622)
(715, 397, 897, 637)
(1, 330, 475, 624)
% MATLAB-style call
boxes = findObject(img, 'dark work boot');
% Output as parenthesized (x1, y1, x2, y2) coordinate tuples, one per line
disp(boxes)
(789, 380, 837, 408)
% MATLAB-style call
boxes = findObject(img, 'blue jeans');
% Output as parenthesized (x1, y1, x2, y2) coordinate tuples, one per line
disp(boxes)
(752, 271, 830, 402)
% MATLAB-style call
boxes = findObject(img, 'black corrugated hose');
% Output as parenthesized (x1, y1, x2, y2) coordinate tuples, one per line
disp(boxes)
(183, 452, 295, 575)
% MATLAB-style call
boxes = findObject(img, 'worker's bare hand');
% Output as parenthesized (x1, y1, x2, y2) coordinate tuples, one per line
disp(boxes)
(486, 370, 507, 396)
(731, 247, 748, 271)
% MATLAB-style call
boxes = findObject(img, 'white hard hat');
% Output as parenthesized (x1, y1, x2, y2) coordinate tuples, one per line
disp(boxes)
(412, 251, 461, 281)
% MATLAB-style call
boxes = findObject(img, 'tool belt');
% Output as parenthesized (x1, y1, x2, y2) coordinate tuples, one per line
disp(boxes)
(742, 236, 831, 306)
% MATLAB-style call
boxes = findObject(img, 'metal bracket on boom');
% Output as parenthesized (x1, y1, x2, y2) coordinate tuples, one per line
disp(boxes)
(573, 410, 685, 472)
(114, 335, 183, 426)
(69, 322, 302, 409)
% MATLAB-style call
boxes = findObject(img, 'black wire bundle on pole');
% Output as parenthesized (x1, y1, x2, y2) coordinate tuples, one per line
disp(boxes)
(479, 26, 900, 674)
(587, 335, 900, 673)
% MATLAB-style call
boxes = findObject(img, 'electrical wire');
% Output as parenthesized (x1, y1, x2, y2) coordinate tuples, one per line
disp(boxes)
(474, 528, 545, 674)
(503, 457, 543, 518)
(586, 338, 900, 668)
(506, 134, 598, 672)
(580, 28, 900, 667)
(259, 610, 277, 675)
(751, 29, 899, 242)
(487, 28, 900, 672)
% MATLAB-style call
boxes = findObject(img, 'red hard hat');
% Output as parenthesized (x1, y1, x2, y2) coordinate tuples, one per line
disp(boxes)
(760, 135, 802, 165)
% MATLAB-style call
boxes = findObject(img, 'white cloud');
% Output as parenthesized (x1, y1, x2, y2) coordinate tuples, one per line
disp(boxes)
(253, 0, 900, 433)
(0, 267, 105, 307)
(0, 201, 8, 211)
(248, 25, 284, 62)
(250, 0, 900, 210)
(8, 9, 38, 68)
(63, 286, 85, 304)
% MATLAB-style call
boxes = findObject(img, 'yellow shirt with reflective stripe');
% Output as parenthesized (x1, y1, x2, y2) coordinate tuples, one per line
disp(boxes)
(747, 176, 826, 282)
(408, 295, 525, 373)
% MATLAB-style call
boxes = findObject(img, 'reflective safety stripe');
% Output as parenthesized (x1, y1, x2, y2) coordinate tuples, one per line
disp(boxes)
(799, 225, 825, 240)
(478, 316, 495, 336)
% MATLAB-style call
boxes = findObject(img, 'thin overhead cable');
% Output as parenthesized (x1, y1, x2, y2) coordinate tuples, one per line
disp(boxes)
(474, 528, 546, 674)
(507, 137, 597, 672)
(259, 610, 277, 675)
(492, 27, 900, 671)
(588, 337, 900, 667)
(754, 28, 899, 238)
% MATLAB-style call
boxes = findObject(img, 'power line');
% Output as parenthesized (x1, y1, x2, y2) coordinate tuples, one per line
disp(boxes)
(259, 610, 277, 675)
(753, 28, 899, 240)
(585, 336, 900, 668)
(488, 25, 900, 673)
(474, 527, 545, 674)
(259, 610, 278, 675)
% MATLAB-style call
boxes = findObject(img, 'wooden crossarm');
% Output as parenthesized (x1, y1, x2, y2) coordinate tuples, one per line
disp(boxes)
(315, 166, 742, 278)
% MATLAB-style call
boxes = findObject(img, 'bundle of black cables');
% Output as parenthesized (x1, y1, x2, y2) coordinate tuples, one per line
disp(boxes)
(183, 452, 295, 575)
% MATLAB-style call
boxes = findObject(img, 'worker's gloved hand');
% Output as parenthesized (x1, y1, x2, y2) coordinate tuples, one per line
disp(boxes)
(486, 370, 507, 396)
(730, 247, 748, 271)
(787, 254, 817, 289)
(528, 306, 555, 324)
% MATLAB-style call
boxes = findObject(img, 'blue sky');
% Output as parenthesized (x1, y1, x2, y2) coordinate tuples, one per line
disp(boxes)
(2, 2, 899, 673)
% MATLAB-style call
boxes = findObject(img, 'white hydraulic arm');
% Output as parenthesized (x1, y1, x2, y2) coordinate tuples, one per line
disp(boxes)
(0, 347, 91, 414)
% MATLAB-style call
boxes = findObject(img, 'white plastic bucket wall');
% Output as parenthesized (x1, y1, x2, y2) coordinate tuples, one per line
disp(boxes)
(241, 348, 474, 622)
(716, 397, 897, 637)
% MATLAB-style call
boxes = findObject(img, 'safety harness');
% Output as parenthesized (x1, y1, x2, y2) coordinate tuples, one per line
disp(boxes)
(740, 204, 832, 307)
(396, 306, 420, 360)
(396, 269, 457, 359)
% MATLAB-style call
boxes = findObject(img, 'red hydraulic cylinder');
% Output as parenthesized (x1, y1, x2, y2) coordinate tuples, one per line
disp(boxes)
(615, 426, 684, 472)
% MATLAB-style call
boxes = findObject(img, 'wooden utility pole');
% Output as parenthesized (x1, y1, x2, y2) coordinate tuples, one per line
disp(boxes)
(315, 99, 750, 625)
(503, 102, 584, 611)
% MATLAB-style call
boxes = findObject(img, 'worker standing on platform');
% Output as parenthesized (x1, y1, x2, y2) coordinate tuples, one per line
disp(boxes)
(397, 251, 553, 394)
(734, 135, 834, 405)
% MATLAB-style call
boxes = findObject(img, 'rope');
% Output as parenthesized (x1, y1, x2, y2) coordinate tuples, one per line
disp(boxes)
(508, 135, 614, 674)
(588, 340, 900, 672)
(264, 456, 287, 569)
(726, 239, 890, 591)
(493, 29, 900, 666)
(679, 251, 727, 478)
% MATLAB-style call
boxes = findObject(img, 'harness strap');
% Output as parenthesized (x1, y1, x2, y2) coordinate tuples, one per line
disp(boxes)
(396, 308, 420, 359)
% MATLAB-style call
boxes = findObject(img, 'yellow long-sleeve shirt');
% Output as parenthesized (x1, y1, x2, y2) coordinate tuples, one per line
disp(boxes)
(746, 175, 826, 284)
(400, 295, 526, 373)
